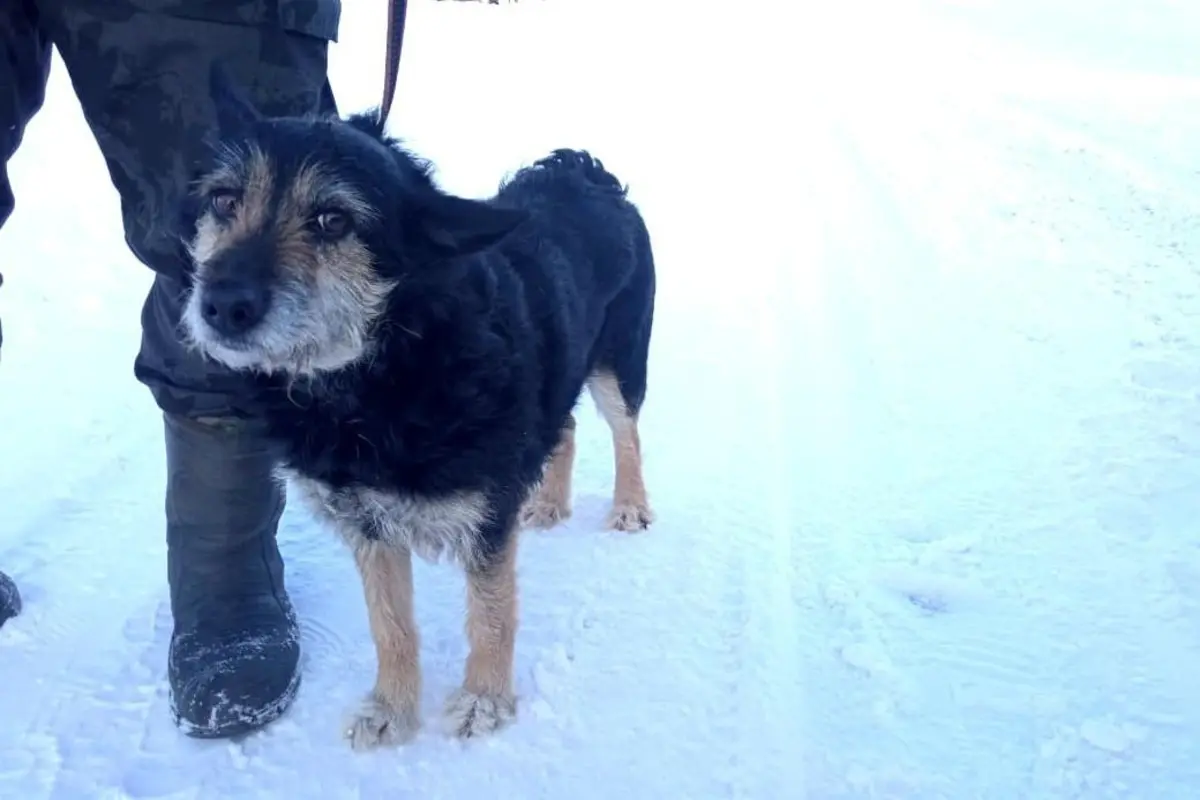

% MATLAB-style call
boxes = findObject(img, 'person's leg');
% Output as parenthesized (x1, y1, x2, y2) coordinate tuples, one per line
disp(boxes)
(0, 0, 50, 232)
(0, 0, 53, 628)
(38, 1, 341, 736)
(0, 568, 21, 628)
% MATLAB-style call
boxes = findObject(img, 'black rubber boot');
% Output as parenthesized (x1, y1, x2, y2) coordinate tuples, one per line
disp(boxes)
(0, 569, 20, 628)
(164, 412, 300, 738)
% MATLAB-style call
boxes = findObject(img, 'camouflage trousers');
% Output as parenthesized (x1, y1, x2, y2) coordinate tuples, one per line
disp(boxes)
(0, 0, 341, 417)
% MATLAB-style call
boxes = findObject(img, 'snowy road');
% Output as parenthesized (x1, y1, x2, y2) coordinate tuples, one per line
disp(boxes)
(3, 0, 1200, 797)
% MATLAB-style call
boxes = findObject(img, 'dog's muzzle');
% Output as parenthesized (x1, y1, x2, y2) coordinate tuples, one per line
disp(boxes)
(198, 279, 271, 339)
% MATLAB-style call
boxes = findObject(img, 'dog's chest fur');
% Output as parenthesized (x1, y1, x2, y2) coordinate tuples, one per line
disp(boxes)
(281, 468, 491, 567)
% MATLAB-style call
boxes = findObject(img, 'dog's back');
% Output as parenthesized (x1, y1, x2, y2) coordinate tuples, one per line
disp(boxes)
(493, 149, 656, 420)
(496, 150, 650, 308)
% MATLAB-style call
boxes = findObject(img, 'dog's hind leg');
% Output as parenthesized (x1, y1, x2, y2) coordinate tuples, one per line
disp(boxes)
(518, 414, 577, 530)
(445, 527, 519, 738)
(345, 540, 422, 750)
(588, 370, 655, 532)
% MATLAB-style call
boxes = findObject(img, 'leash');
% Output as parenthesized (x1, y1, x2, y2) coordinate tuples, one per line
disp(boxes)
(377, 0, 410, 130)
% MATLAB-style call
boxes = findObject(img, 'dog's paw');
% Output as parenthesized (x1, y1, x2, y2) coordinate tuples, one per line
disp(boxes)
(519, 497, 572, 530)
(344, 694, 420, 751)
(607, 501, 654, 532)
(443, 688, 516, 740)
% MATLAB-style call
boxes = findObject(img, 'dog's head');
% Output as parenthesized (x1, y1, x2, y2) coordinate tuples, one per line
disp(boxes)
(178, 67, 526, 377)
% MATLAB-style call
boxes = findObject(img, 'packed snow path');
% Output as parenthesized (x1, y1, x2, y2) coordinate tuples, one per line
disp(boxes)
(3, 0, 1200, 797)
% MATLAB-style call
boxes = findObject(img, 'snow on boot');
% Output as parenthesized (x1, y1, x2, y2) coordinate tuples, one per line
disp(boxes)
(163, 413, 300, 738)
(0, 570, 20, 627)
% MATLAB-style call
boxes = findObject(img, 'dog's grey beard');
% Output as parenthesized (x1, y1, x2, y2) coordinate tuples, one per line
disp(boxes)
(180, 277, 387, 378)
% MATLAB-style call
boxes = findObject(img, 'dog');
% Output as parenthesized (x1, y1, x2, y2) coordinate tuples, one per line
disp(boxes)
(176, 69, 657, 749)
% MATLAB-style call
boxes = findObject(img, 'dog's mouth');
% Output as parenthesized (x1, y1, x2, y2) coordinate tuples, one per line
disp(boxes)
(190, 324, 275, 368)
(203, 331, 255, 350)
(182, 275, 381, 377)
(194, 328, 319, 377)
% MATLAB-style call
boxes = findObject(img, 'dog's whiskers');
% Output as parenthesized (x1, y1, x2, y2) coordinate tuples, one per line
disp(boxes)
(283, 376, 306, 408)
(355, 431, 379, 461)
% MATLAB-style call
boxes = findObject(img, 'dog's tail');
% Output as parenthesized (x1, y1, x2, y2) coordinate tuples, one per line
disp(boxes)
(528, 149, 629, 196)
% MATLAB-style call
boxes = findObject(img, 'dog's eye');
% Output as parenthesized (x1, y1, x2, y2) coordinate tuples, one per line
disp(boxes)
(311, 210, 351, 240)
(210, 190, 240, 219)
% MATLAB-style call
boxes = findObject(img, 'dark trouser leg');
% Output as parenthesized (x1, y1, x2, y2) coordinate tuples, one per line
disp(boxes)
(162, 413, 293, 735)
(0, 0, 52, 627)
(0, 0, 49, 232)
(37, 3, 338, 736)
(0, 569, 21, 628)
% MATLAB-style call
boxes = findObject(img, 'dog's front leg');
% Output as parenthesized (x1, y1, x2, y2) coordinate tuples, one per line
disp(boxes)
(346, 539, 422, 750)
(445, 527, 519, 738)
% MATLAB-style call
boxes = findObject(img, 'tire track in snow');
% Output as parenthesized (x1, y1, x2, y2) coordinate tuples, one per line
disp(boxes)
(940, 93, 1200, 796)
(786, 73, 1141, 794)
(700, 223, 805, 800)
(825, 69, 1200, 796)
(775, 95, 984, 796)
(825, 94, 1089, 796)
(0, 415, 173, 800)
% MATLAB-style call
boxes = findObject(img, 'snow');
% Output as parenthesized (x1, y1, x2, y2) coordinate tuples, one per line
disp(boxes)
(2, 0, 1200, 796)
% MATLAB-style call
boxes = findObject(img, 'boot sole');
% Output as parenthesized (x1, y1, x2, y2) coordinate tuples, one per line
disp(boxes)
(171, 669, 302, 739)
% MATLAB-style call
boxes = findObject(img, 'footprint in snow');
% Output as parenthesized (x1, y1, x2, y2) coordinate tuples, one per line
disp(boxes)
(873, 566, 984, 614)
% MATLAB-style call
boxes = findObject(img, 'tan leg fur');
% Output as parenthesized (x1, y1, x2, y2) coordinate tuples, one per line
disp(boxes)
(519, 414, 577, 529)
(345, 540, 422, 749)
(444, 531, 520, 738)
(587, 371, 654, 531)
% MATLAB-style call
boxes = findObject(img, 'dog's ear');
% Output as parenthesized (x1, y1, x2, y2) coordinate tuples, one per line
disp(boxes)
(208, 63, 261, 137)
(419, 195, 527, 259)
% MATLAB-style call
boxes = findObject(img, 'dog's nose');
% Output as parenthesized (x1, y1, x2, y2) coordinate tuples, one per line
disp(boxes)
(200, 280, 269, 336)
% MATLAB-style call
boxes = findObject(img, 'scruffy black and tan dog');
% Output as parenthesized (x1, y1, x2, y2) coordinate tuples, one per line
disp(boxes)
(176, 72, 656, 749)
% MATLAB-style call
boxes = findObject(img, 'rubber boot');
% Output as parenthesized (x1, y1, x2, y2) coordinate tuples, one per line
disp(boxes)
(164, 412, 300, 738)
(0, 569, 20, 628)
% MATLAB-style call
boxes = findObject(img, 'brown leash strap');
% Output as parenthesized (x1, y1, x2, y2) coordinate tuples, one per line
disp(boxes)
(377, 0, 410, 129)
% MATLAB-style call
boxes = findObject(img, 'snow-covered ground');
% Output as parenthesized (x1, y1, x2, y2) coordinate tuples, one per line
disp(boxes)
(3, 0, 1200, 796)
